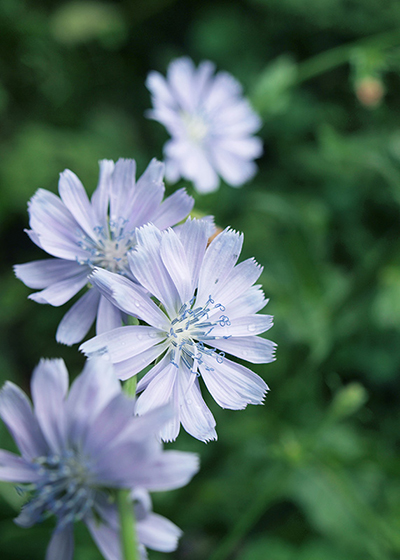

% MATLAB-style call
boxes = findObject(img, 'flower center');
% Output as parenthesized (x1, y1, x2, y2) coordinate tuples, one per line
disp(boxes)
(181, 112, 209, 144)
(21, 451, 94, 529)
(77, 218, 135, 275)
(167, 296, 231, 372)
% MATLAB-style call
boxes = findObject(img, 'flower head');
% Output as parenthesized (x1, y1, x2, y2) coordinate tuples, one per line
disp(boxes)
(81, 219, 275, 442)
(146, 57, 263, 193)
(14, 158, 194, 345)
(0, 358, 198, 560)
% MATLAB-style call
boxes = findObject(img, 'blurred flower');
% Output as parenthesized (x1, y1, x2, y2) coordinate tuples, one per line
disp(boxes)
(146, 57, 263, 193)
(14, 158, 194, 345)
(81, 219, 275, 442)
(0, 357, 198, 560)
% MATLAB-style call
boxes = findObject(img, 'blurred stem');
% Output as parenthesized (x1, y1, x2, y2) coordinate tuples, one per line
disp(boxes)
(116, 376, 138, 560)
(208, 466, 289, 560)
(123, 375, 137, 397)
(297, 28, 400, 83)
(117, 489, 138, 560)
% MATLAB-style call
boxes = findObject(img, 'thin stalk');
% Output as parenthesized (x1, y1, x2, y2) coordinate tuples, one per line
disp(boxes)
(116, 376, 138, 560)
(117, 489, 139, 560)
(297, 28, 400, 83)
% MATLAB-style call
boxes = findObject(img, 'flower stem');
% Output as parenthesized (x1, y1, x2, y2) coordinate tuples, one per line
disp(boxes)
(117, 376, 139, 560)
(117, 489, 139, 560)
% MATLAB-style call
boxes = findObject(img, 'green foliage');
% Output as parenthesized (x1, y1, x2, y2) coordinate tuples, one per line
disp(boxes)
(1, 1, 400, 560)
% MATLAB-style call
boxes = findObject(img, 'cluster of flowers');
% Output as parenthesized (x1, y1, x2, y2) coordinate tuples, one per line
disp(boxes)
(0, 58, 274, 560)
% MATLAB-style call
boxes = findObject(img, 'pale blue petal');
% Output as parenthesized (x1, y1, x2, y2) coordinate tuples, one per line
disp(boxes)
(136, 354, 171, 393)
(109, 158, 136, 222)
(14, 259, 83, 289)
(135, 362, 177, 416)
(0, 382, 47, 460)
(160, 228, 192, 303)
(0, 450, 39, 482)
(129, 450, 199, 491)
(46, 525, 74, 560)
(129, 225, 180, 315)
(113, 342, 169, 381)
(81, 325, 164, 363)
(58, 170, 97, 240)
(31, 359, 68, 453)
(86, 518, 122, 560)
(200, 354, 269, 409)
(151, 188, 194, 230)
(89, 268, 169, 330)
(56, 288, 100, 345)
(83, 394, 135, 457)
(223, 285, 267, 318)
(125, 158, 165, 229)
(210, 314, 273, 338)
(91, 159, 114, 227)
(167, 57, 197, 112)
(96, 294, 123, 334)
(66, 357, 120, 445)
(176, 218, 209, 291)
(179, 379, 217, 442)
(212, 148, 258, 186)
(146, 70, 175, 108)
(212, 335, 276, 364)
(29, 270, 88, 306)
(137, 512, 182, 552)
(196, 228, 243, 307)
(28, 188, 78, 244)
(209, 258, 263, 314)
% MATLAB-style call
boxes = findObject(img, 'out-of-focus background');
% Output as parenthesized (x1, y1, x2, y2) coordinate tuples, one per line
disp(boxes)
(1, 1, 400, 559)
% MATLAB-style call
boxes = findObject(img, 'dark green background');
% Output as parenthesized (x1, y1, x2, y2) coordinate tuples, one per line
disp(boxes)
(1, 1, 400, 559)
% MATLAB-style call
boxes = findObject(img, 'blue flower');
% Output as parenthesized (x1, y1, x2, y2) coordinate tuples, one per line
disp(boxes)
(14, 158, 194, 345)
(0, 358, 198, 560)
(146, 57, 263, 193)
(81, 219, 275, 442)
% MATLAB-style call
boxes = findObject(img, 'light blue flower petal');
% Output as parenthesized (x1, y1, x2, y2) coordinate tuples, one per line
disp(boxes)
(66, 357, 120, 445)
(0, 450, 39, 482)
(58, 170, 97, 241)
(46, 525, 74, 560)
(209, 257, 263, 313)
(179, 379, 217, 442)
(212, 335, 277, 364)
(86, 518, 121, 560)
(29, 270, 88, 307)
(89, 268, 169, 330)
(125, 158, 165, 229)
(151, 188, 194, 230)
(129, 225, 181, 315)
(113, 341, 168, 381)
(136, 354, 171, 393)
(223, 285, 267, 318)
(81, 325, 164, 364)
(200, 354, 269, 409)
(96, 294, 123, 334)
(135, 362, 177, 417)
(31, 359, 69, 453)
(0, 382, 47, 460)
(91, 159, 114, 228)
(196, 228, 243, 307)
(137, 511, 182, 553)
(129, 450, 199, 491)
(160, 228, 192, 303)
(210, 314, 273, 338)
(14, 259, 83, 289)
(176, 218, 209, 291)
(56, 288, 100, 345)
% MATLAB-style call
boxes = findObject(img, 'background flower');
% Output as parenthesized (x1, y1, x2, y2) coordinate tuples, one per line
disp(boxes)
(14, 158, 194, 345)
(146, 57, 263, 193)
(0, 357, 198, 560)
(81, 220, 275, 442)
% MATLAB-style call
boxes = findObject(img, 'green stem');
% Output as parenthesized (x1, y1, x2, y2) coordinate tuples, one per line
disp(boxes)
(297, 28, 400, 84)
(116, 376, 139, 560)
(117, 489, 139, 560)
